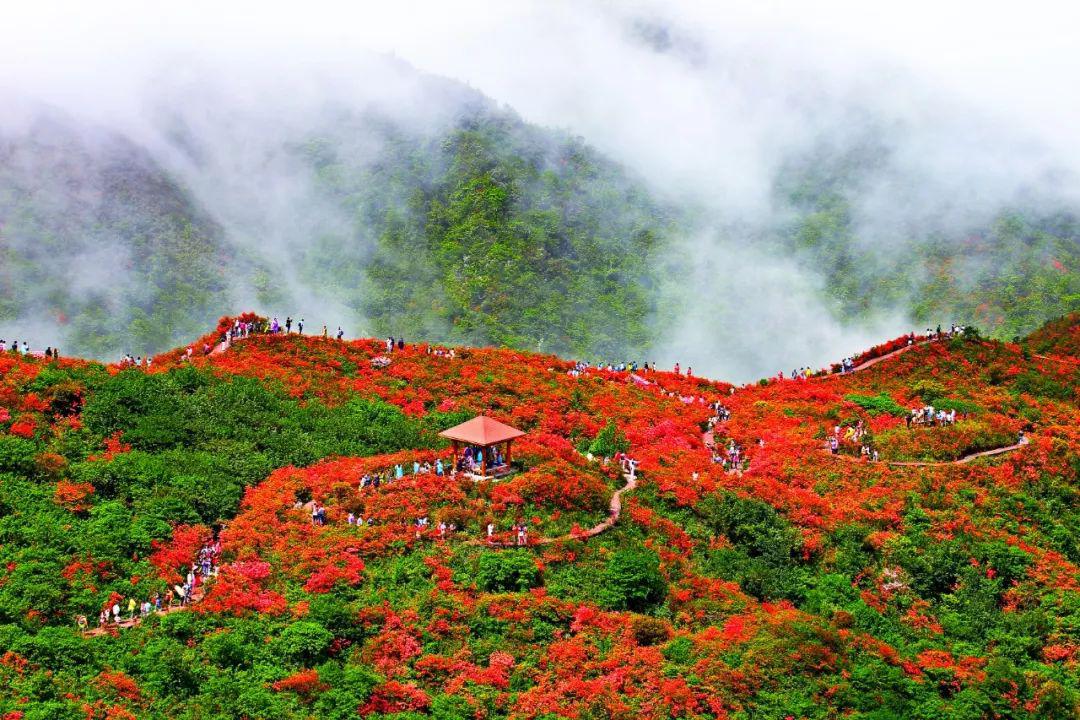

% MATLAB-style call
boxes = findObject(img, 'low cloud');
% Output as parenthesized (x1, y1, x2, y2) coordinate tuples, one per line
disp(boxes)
(0, 1, 1076, 377)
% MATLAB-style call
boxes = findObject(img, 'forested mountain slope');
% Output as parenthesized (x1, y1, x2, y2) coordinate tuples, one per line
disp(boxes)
(1, 88, 670, 361)
(0, 107, 231, 356)
(1, 59, 1078, 366)
(772, 139, 1080, 338)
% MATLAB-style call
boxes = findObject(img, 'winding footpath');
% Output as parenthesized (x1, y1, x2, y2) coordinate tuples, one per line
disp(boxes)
(537, 468, 638, 544)
(838, 339, 936, 376)
(884, 438, 1029, 467)
(1032, 353, 1079, 368)
(482, 468, 639, 548)
(826, 438, 1029, 468)
(83, 587, 204, 637)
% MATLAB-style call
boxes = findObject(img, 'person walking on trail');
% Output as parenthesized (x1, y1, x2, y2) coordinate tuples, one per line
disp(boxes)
(286, 317, 292, 333)
(337, 327, 344, 341)
(322, 325, 328, 339)
(487, 522, 495, 542)
(127, 597, 136, 621)
(298, 318, 304, 334)
(112, 602, 120, 623)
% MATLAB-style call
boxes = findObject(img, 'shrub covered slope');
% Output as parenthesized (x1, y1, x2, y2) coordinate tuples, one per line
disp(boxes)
(0, 314, 1077, 719)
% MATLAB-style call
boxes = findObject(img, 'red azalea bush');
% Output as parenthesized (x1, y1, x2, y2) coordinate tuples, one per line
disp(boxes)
(53, 481, 95, 512)
(360, 681, 430, 714)
(490, 461, 610, 512)
(149, 525, 212, 585)
(197, 559, 286, 616)
(95, 671, 141, 702)
(271, 669, 326, 695)
(8, 416, 36, 439)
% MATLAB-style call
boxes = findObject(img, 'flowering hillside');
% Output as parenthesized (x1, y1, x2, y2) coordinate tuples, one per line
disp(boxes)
(0, 316, 1077, 719)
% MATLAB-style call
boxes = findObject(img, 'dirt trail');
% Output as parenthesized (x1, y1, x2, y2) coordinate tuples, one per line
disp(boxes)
(83, 587, 204, 637)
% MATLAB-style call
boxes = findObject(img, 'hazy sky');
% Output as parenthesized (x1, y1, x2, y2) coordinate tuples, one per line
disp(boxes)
(4, 1, 1077, 163)
(4, 0, 1078, 220)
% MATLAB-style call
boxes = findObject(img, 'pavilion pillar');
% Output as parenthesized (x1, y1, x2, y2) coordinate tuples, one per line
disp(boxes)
(452, 440, 459, 472)
(505, 440, 512, 467)
(480, 445, 487, 477)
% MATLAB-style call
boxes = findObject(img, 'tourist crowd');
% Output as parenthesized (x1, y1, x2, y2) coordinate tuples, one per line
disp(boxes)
(1, 339, 59, 359)
(907, 406, 959, 428)
(828, 421, 880, 462)
(82, 540, 221, 631)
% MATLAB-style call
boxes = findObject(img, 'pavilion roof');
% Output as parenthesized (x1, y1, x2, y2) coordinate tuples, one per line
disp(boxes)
(438, 415, 525, 446)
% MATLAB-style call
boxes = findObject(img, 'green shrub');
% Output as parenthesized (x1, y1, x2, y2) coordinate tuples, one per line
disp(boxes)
(911, 380, 946, 404)
(588, 421, 630, 457)
(845, 393, 907, 417)
(935, 397, 983, 415)
(1012, 372, 1073, 401)
(0, 436, 39, 476)
(598, 547, 666, 612)
(663, 635, 694, 664)
(274, 621, 333, 663)
(430, 694, 475, 720)
(313, 664, 381, 720)
(698, 492, 809, 601)
(476, 550, 541, 593)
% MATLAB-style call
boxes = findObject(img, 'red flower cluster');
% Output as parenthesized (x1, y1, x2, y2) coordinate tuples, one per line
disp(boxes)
(112, 314, 1080, 714)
